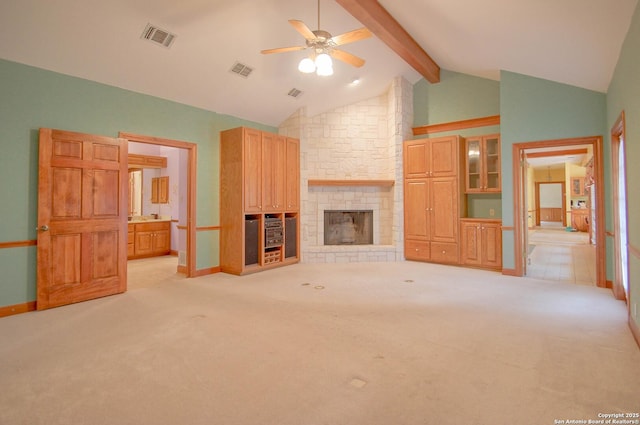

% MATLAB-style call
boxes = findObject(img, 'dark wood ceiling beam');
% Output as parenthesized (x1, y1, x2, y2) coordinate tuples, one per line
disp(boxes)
(336, 0, 440, 83)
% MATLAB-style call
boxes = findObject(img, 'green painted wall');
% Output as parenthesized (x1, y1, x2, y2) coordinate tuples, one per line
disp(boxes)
(500, 71, 607, 270)
(0, 58, 275, 307)
(607, 3, 640, 329)
(413, 69, 501, 130)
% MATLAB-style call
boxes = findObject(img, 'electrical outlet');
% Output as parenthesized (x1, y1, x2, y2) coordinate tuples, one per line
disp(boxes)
(634, 303, 638, 319)
(489, 208, 495, 217)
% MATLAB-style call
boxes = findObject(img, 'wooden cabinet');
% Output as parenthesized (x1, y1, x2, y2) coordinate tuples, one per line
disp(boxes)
(285, 138, 300, 210)
(465, 134, 501, 193)
(128, 154, 167, 168)
(571, 209, 589, 232)
(127, 221, 171, 259)
(403, 136, 464, 265)
(220, 127, 300, 275)
(460, 219, 502, 270)
(151, 176, 169, 204)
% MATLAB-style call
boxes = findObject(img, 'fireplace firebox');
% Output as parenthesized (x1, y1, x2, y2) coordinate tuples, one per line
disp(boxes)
(324, 210, 373, 245)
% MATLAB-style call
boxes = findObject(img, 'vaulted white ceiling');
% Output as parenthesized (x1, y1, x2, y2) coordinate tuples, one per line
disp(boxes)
(0, 0, 636, 127)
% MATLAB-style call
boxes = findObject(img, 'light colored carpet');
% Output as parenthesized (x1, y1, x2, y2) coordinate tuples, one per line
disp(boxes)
(1, 260, 639, 425)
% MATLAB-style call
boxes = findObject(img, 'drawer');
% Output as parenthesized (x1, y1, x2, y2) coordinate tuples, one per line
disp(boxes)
(430, 242, 459, 264)
(405, 240, 429, 261)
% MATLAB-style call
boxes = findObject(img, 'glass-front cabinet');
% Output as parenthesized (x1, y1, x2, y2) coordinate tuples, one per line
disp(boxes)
(465, 134, 501, 193)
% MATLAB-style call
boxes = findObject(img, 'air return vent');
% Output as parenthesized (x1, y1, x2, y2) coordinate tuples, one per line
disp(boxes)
(288, 88, 303, 98)
(230, 62, 254, 78)
(141, 23, 176, 48)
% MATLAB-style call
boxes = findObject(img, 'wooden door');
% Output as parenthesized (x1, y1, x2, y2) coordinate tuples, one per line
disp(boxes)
(243, 128, 263, 212)
(430, 177, 458, 242)
(37, 128, 127, 310)
(285, 138, 300, 211)
(404, 179, 430, 240)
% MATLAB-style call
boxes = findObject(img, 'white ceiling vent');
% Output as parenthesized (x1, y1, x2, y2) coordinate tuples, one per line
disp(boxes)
(230, 62, 254, 78)
(288, 88, 303, 98)
(141, 23, 176, 48)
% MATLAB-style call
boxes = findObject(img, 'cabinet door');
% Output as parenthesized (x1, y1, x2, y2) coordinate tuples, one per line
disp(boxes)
(154, 229, 171, 254)
(465, 138, 482, 192)
(481, 222, 502, 268)
(285, 138, 300, 211)
(404, 179, 429, 240)
(262, 133, 285, 211)
(460, 222, 482, 266)
(135, 231, 154, 256)
(404, 140, 430, 178)
(244, 128, 263, 212)
(430, 177, 458, 243)
(483, 135, 501, 192)
(430, 136, 458, 177)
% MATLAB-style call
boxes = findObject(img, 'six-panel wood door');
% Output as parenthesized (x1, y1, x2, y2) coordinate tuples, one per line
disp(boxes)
(37, 128, 127, 310)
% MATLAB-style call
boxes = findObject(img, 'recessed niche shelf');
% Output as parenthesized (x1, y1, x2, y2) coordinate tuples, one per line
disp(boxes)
(307, 179, 395, 187)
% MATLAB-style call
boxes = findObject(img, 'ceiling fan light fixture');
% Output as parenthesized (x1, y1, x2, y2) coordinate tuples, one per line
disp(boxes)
(298, 57, 316, 73)
(316, 64, 334, 76)
(315, 53, 333, 76)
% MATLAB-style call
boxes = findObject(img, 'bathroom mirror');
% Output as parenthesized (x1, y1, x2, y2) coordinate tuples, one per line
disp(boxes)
(128, 169, 143, 216)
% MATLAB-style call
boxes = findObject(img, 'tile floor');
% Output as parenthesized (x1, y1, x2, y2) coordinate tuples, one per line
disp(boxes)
(526, 226, 596, 285)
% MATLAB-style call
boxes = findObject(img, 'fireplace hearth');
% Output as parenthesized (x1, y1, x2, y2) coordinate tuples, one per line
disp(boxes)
(324, 210, 373, 245)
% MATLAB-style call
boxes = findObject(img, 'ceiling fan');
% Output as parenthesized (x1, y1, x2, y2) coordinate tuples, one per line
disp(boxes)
(261, 0, 372, 74)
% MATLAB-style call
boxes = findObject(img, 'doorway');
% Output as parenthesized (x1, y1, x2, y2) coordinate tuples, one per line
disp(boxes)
(512, 136, 605, 287)
(119, 132, 197, 278)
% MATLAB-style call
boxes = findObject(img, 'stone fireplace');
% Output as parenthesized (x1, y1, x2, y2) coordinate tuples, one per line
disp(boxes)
(324, 210, 373, 245)
(277, 76, 414, 263)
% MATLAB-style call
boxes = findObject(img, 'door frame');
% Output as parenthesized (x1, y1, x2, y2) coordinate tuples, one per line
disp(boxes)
(512, 136, 606, 287)
(119, 132, 197, 277)
(611, 112, 629, 302)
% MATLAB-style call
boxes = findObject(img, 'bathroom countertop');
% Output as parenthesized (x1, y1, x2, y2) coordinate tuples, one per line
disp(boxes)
(128, 216, 172, 224)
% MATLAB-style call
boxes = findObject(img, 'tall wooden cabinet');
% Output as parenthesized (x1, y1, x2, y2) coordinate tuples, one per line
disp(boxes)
(220, 127, 300, 275)
(403, 136, 465, 264)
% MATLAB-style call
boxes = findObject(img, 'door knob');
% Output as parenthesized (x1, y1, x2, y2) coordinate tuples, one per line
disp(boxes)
(37, 225, 49, 232)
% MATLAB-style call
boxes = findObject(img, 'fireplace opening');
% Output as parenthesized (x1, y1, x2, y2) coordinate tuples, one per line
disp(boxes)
(324, 210, 373, 245)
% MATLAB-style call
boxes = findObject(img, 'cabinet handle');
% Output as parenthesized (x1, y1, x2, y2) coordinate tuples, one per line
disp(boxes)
(442, 250, 446, 254)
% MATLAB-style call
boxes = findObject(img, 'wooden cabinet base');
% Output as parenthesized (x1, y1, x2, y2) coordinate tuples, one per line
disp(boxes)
(127, 221, 171, 259)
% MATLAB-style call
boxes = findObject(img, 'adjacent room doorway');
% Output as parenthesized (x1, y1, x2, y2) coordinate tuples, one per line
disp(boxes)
(512, 136, 605, 287)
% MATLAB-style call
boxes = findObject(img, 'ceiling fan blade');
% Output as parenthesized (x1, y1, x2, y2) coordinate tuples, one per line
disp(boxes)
(330, 27, 372, 46)
(261, 46, 306, 55)
(330, 49, 366, 68)
(289, 19, 316, 41)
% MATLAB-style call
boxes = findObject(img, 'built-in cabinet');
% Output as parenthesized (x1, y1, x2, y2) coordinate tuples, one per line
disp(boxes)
(151, 176, 169, 204)
(127, 221, 171, 259)
(403, 136, 464, 265)
(460, 219, 502, 270)
(220, 127, 300, 275)
(465, 134, 501, 193)
(404, 132, 503, 272)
